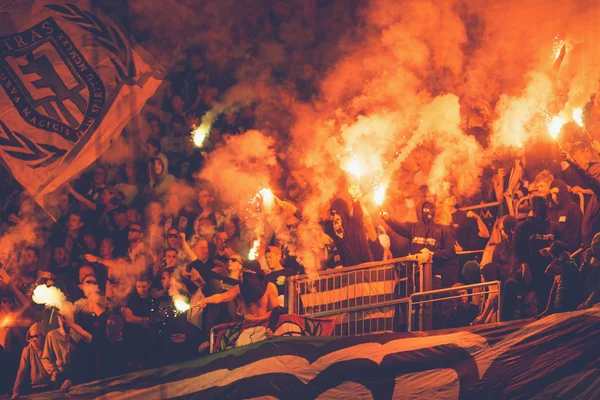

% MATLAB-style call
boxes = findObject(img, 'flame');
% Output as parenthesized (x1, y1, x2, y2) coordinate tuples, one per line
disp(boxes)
(248, 239, 261, 260)
(0, 314, 14, 328)
(32, 284, 66, 309)
(573, 108, 584, 127)
(548, 116, 566, 139)
(374, 185, 387, 206)
(346, 158, 362, 179)
(259, 188, 275, 208)
(192, 124, 210, 147)
(173, 295, 190, 312)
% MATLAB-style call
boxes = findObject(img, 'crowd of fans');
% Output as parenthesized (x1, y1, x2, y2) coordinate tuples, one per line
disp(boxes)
(0, 50, 599, 398)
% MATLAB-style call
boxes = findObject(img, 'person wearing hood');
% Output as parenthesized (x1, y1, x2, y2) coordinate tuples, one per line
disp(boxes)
(548, 179, 583, 251)
(513, 195, 563, 311)
(195, 260, 279, 322)
(382, 200, 458, 288)
(12, 323, 52, 398)
(323, 188, 373, 268)
(144, 154, 175, 203)
(578, 232, 600, 310)
(561, 148, 600, 246)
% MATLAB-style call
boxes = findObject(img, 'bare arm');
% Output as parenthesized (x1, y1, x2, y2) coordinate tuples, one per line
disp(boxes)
(202, 286, 240, 306)
(121, 307, 149, 326)
(468, 211, 490, 239)
(267, 283, 279, 311)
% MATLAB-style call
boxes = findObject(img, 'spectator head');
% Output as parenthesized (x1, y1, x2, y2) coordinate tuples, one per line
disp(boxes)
(499, 215, 518, 240)
(197, 188, 214, 210)
(101, 186, 122, 206)
(549, 240, 570, 259)
(170, 115, 187, 136)
(146, 138, 161, 157)
(239, 260, 267, 304)
(265, 246, 283, 271)
(126, 207, 141, 224)
(66, 211, 84, 232)
(550, 179, 570, 207)
(0, 292, 15, 313)
(191, 236, 209, 261)
(23, 247, 39, 268)
(462, 261, 481, 284)
(53, 246, 69, 266)
(166, 227, 181, 248)
(26, 322, 45, 351)
(78, 264, 96, 285)
(188, 51, 205, 71)
(99, 237, 115, 259)
(545, 241, 571, 276)
(214, 230, 228, 252)
(94, 167, 107, 186)
(227, 253, 243, 279)
(420, 201, 436, 224)
(171, 95, 185, 114)
(571, 141, 593, 169)
(83, 233, 98, 253)
(147, 115, 162, 137)
(152, 157, 167, 178)
(128, 222, 144, 244)
(224, 218, 239, 239)
(451, 283, 470, 306)
(164, 248, 178, 268)
(113, 205, 128, 229)
(161, 268, 174, 290)
(531, 195, 549, 220)
(125, 162, 137, 182)
(58, 191, 70, 214)
(135, 274, 152, 299)
(533, 170, 554, 196)
(481, 262, 501, 282)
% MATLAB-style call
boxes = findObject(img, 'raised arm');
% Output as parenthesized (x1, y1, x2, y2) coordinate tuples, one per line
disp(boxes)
(196, 285, 240, 308)
(381, 212, 413, 239)
(66, 184, 97, 211)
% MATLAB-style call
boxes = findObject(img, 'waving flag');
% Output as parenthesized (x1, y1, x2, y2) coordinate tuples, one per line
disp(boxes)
(0, 1, 161, 204)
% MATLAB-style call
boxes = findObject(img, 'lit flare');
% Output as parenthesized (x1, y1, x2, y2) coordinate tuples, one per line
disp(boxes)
(259, 188, 275, 208)
(374, 185, 386, 206)
(173, 295, 190, 312)
(346, 158, 362, 179)
(248, 239, 261, 260)
(192, 124, 210, 148)
(548, 116, 566, 139)
(573, 108, 584, 127)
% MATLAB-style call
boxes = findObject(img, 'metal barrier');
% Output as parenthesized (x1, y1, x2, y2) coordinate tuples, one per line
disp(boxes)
(287, 255, 432, 336)
(458, 201, 501, 212)
(407, 281, 501, 332)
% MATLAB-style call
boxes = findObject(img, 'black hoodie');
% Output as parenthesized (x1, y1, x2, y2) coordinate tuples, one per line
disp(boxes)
(323, 198, 373, 267)
(548, 179, 583, 251)
(385, 202, 457, 286)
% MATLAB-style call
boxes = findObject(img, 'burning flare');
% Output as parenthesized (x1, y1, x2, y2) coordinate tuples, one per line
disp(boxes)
(32, 284, 67, 310)
(573, 108, 584, 127)
(173, 295, 190, 312)
(259, 188, 275, 208)
(374, 185, 387, 206)
(192, 124, 210, 147)
(345, 158, 362, 180)
(248, 239, 261, 260)
(548, 116, 566, 139)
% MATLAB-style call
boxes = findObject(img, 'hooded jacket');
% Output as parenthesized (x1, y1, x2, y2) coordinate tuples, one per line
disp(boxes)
(146, 153, 175, 202)
(564, 159, 600, 246)
(548, 179, 583, 251)
(385, 202, 457, 285)
(13, 324, 51, 396)
(323, 198, 373, 267)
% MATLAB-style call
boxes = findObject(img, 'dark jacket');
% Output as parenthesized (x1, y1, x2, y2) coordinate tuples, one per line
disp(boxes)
(548, 179, 583, 251)
(323, 198, 373, 267)
(385, 205, 457, 283)
(564, 160, 600, 246)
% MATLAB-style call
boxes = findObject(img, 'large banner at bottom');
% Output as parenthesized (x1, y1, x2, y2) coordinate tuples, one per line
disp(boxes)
(29, 306, 600, 399)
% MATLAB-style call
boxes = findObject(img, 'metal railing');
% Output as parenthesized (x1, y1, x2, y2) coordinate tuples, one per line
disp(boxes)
(458, 201, 501, 212)
(407, 280, 501, 332)
(287, 255, 426, 316)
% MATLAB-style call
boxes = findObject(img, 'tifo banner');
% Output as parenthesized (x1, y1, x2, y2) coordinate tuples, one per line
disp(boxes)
(0, 1, 161, 203)
(30, 307, 600, 399)
(210, 314, 335, 353)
